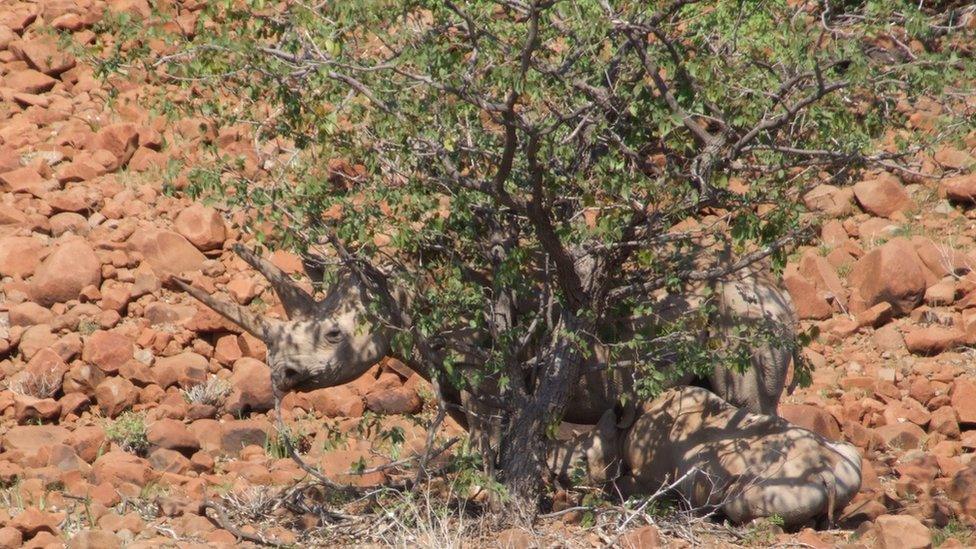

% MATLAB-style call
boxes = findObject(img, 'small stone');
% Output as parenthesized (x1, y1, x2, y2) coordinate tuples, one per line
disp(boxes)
(874, 514, 931, 549)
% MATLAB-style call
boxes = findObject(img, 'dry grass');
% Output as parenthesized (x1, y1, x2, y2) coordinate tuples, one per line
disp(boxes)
(181, 376, 232, 406)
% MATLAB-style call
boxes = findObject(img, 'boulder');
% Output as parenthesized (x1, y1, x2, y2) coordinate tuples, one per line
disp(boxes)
(852, 238, 926, 316)
(94, 377, 138, 418)
(87, 124, 139, 171)
(778, 403, 842, 440)
(223, 358, 274, 414)
(853, 174, 912, 218)
(943, 174, 976, 203)
(82, 330, 134, 374)
(174, 204, 226, 251)
(30, 239, 102, 306)
(128, 229, 206, 278)
(0, 236, 46, 278)
(874, 514, 931, 549)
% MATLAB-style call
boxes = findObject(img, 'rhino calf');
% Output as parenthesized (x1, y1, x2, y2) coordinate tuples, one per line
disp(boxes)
(551, 386, 862, 530)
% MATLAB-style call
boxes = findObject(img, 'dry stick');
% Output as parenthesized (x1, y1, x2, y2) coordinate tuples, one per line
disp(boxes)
(201, 500, 285, 547)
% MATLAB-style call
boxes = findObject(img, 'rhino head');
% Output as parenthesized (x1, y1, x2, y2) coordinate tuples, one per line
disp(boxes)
(174, 245, 392, 396)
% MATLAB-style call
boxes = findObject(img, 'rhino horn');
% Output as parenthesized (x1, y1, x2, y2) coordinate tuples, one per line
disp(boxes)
(172, 277, 276, 340)
(232, 244, 317, 318)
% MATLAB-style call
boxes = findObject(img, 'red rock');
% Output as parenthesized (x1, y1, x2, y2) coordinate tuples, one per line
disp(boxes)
(934, 146, 975, 170)
(0, 527, 22, 549)
(904, 326, 964, 356)
(854, 303, 892, 330)
(803, 184, 854, 217)
(875, 423, 926, 450)
(174, 204, 226, 251)
(943, 174, 976, 203)
(147, 419, 199, 455)
(62, 363, 106, 397)
(873, 323, 905, 352)
(213, 334, 242, 365)
(10, 507, 61, 538)
(1, 425, 70, 458)
(147, 448, 192, 475)
(152, 352, 208, 389)
(15, 39, 76, 76)
(0, 236, 46, 278)
(852, 237, 926, 316)
(947, 464, 976, 516)
(92, 451, 151, 486)
(128, 147, 164, 172)
(304, 386, 365, 417)
(226, 276, 260, 304)
(950, 379, 976, 425)
(87, 124, 139, 171)
(853, 174, 912, 218)
(912, 236, 969, 278)
(3, 69, 57, 93)
(94, 377, 138, 418)
(220, 419, 271, 455)
(67, 426, 108, 463)
(128, 229, 206, 278)
(224, 358, 273, 414)
(66, 529, 122, 549)
(783, 273, 831, 320)
(13, 395, 60, 424)
(779, 403, 842, 440)
(82, 331, 134, 374)
(59, 392, 90, 418)
(365, 387, 423, 415)
(619, 525, 661, 549)
(8, 301, 54, 327)
(930, 406, 960, 438)
(874, 514, 931, 549)
(30, 239, 102, 306)
(924, 280, 956, 306)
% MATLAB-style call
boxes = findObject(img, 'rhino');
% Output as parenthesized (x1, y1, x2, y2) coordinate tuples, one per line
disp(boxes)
(174, 245, 798, 425)
(549, 386, 862, 529)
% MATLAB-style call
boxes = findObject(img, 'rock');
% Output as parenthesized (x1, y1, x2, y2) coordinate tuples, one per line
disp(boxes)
(174, 204, 226, 251)
(875, 423, 926, 451)
(3, 69, 57, 93)
(30, 239, 102, 306)
(224, 358, 274, 414)
(951, 379, 976, 425)
(10, 507, 61, 538)
(67, 426, 108, 463)
(66, 529, 123, 549)
(942, 174, 976, 203)
(874, 514, 931, 549)
(934, 146, 975, 170)
(304, 386, 365, 417)
(852, 238, 926, 316)
(904, 326, 964, 356)
(929, 407, 960, 438)
(13, 395, 60, 424)
(1, 425, 70, 458)
(147, 448, 192, 475)
(16, 39, 76, 76)
(87, 124, 139, 171)
(874, 323, 905, 352)
(128, 229, 206, 278)
(853, 174, 912, 218)
(82, 330, 134, 374)
(947, 464, 976, 516)
(147, 419, 200, 455)
(913, 237, 969, 278)
(0, 527, 21, 549)
(23, 347, 69, 393)
(924, 280, 956, 306)
(0, 236, 47, 279)
(8, 301, 54, 327)
(94, 377, 138, 418)
(803, 184, 855, 217)
(365, 387, 423, 415)
(92, 451, 151, 486)
(152, 352, 208, 389)
(778, 403, 842, 440)
(855, 302, 893, 329)
(783, 273, 832, 320)
(619, 525, 662, 549)
(220, 419, 271, 455)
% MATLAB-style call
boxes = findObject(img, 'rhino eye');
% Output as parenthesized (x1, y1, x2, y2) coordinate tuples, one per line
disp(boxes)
(324, 328, 343, 343)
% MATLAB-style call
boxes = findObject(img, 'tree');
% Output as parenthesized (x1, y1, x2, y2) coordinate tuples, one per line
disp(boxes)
(102, 0, 970, 510)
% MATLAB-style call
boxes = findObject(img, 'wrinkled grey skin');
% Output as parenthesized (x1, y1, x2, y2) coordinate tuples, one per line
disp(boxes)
(550, 386, 862, 529)
(175, 246, 797, 425)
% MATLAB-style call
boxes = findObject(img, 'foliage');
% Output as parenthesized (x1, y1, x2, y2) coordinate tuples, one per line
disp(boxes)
(105, 412, 149, 456)
(96, 0, 973, 502)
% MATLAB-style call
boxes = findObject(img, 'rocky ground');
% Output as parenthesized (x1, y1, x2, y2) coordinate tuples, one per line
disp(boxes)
(0, 1, 974, 548)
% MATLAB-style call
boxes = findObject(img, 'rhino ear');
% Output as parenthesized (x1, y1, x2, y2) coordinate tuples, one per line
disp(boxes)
(232, 244, 317, 319)
(172, 277, 276, 341)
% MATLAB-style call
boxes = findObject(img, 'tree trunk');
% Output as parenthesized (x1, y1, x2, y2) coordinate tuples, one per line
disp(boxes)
(497, 314, 585, 515)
